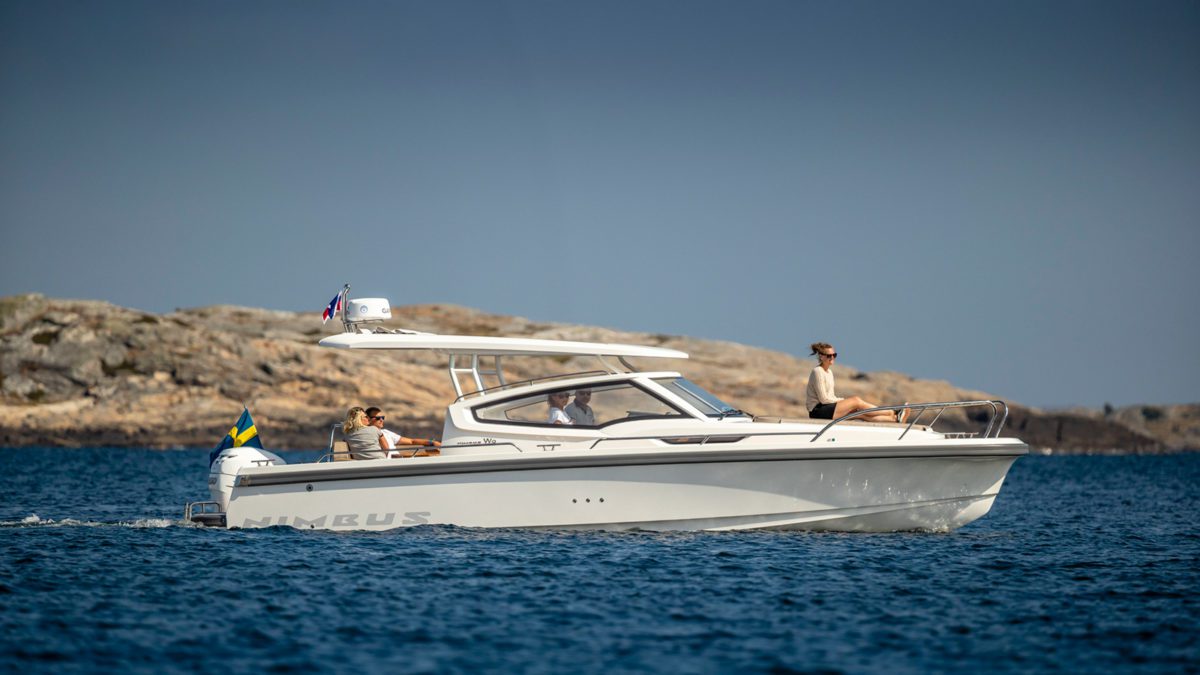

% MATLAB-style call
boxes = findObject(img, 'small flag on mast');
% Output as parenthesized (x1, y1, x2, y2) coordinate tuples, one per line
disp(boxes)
(322, 290, 342, 324)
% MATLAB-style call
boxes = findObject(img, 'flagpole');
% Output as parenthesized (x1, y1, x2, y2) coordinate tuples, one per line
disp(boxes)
(338, 283, 351, 333)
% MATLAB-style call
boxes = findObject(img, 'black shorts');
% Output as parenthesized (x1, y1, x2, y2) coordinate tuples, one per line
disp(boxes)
(809, 402, 837, 420)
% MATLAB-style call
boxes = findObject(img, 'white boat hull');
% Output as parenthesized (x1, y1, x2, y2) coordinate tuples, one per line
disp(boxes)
(223, 448, 1020, 533)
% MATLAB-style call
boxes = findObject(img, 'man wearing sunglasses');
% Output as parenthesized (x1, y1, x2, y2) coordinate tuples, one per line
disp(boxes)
(565, 389, 596, 426)
(365, 406, 441, 452)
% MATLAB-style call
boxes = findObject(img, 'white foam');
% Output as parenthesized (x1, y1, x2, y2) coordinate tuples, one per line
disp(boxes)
(120, 518, 176, 529)
(1, 514, 186, 529)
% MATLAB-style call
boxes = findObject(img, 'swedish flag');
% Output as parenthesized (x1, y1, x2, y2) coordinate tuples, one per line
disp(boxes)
(209, 408, 263, 467)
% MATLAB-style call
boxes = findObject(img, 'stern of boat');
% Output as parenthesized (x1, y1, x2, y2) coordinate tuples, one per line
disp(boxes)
(185, 446, 286, 528)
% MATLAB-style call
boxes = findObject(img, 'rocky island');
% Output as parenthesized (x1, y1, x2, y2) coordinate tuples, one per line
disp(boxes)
(1, 294, 1195, 453)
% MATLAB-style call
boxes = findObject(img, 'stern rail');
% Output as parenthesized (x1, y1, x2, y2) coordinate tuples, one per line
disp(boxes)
(184, 501, 225, 527)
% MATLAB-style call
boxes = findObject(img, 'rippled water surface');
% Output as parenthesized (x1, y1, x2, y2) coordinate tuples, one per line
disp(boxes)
(1, 449, 1197, 673)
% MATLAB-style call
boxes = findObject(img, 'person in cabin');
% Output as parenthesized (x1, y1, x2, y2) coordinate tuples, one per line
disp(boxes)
(342, 406, 386, 460)
(565, 389, 596, 426)
(365, 407, 441, 452)
(806, 342, 907, 423)
(546, 392, 574, 425)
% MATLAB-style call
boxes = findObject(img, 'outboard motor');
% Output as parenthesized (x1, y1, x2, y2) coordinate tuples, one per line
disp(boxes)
(208, 447, 285, 510)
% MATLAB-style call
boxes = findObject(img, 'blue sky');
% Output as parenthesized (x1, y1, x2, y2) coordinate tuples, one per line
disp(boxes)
(2, 0, 1197, 408)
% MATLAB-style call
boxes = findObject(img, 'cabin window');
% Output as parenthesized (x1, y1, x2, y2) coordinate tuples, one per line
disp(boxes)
(473, 381, 688, 427)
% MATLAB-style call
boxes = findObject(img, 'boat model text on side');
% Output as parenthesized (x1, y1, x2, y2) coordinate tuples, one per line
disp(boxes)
(186, 286, 1028, 532)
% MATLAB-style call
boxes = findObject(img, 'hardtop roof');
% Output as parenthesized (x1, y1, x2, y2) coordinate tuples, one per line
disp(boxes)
(319, 332, 689, 360)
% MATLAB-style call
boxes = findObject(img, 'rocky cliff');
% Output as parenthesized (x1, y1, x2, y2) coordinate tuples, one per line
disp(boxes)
(1, 294, 1193, 452)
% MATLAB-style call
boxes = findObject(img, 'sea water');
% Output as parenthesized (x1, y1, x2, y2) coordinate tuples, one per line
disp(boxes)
(1, 449, 1197, 674)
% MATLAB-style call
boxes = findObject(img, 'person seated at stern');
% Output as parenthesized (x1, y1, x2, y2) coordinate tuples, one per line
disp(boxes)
(365, 407, 441, 455)
(342, 406, 386, 460)
(805, 342, 906, 424)
(564, 389, 595, 426)
(547, 392, 573, 425)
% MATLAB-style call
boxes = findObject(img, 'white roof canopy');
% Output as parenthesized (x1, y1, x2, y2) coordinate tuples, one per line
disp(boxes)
(318, 333, 689, 360)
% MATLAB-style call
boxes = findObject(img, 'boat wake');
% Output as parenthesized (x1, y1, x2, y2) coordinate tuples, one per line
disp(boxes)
(0, 514, 195, 529)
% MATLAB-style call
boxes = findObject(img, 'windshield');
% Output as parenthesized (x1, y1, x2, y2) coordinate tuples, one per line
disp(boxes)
(654, 378, 748, 418)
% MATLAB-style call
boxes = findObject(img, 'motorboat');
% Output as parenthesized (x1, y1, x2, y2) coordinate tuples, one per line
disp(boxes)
(186, 288, 1027, 532)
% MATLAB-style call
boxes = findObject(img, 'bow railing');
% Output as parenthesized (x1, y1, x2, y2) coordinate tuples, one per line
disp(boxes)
(810, 399, 1009, 442)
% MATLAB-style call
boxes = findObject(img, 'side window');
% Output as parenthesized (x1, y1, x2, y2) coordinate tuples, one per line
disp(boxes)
(587, 384, 681, 425)
(475, 391, 566, 424)
(477, 396, 551, 423)
(474, 382, 686, 426)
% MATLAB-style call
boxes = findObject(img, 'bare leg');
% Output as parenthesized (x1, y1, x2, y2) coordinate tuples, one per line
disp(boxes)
(834, 396, 900, 422)
(833, 396, 875, 417)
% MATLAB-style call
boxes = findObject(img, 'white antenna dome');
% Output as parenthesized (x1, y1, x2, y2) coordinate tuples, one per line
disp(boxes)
(345, 298, 392, 324)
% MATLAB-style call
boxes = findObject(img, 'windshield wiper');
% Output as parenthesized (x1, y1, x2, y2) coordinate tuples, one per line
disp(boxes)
(716, 408, 749, 420)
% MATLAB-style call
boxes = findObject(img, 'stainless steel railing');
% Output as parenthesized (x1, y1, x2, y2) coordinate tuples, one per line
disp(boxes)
(184, 500, 225, 526)
(810, 399, 1009, 442)
(316, 440, 526, 462)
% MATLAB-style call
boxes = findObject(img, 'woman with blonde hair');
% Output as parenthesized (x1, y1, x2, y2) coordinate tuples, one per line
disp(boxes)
(806, 342, 905, 423)
(546, 391, 573, 425)
(342, 406, 387, 459)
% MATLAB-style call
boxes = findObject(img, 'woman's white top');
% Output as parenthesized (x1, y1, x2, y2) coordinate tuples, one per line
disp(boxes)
(547, 407, 573, 425)
(806, 366, 843, 412)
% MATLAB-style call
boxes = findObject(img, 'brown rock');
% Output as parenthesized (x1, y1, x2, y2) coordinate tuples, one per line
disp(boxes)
(0, 294, 1194, 452)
